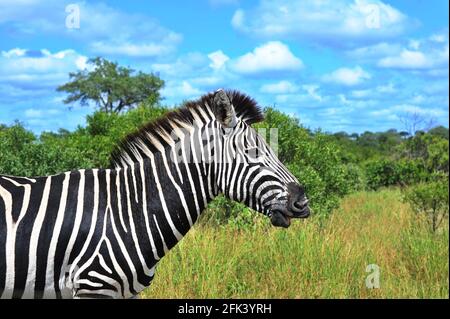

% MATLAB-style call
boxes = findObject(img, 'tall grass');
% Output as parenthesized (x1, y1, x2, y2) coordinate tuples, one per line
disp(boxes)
(140, 189, 449, 298)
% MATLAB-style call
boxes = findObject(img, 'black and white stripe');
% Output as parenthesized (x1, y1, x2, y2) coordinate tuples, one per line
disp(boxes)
(0, 89, 307, 298)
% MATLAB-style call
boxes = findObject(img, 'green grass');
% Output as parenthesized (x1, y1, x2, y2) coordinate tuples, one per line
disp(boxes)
(139, 189, 449, 298)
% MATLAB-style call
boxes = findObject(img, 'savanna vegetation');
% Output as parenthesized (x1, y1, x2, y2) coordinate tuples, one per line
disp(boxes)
(0, 58, 448, 298)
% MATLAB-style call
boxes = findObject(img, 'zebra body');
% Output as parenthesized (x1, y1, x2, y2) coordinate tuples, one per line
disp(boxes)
(0, 90, 310, 298)
(1, 161, 207, 298)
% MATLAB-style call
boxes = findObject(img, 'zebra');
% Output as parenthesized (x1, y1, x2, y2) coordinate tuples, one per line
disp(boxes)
(0, 89, 310, 299)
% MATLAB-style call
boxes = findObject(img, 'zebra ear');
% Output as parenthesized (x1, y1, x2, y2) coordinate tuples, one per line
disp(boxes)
(212, 89, 237, 128)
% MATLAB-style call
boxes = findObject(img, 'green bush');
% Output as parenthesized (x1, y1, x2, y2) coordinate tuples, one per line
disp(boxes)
(403, 180, 449, 232)
(396, 159, 428, 185)
(0, 105, 170, 176)
(200, 195, 246, 226)
(343, 163, 366, 192)
(0, 123, 37, 176)
(365, 159, 426, 190)
(226, 207, 267, 232)
(399, 132, 449, 174)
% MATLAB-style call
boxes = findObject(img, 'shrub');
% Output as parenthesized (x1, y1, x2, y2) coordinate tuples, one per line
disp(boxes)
(343, 163, 366, 192)
(399, 132, 449, 174)
(0, 122, 38, 176)
(226, 207, 267, 232)
(0, 105, 170, 177)
(395, 159, 427, 185)
(200, 195, 246, 226)
(365, 159, 425, 190)
(403, 180, 449, 232)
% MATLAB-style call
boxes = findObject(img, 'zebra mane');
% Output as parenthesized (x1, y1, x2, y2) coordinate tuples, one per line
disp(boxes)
(109, 90, 264, 168)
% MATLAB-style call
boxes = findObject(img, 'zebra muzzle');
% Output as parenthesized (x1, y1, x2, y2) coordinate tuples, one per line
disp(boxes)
(270, 209, 292, 228)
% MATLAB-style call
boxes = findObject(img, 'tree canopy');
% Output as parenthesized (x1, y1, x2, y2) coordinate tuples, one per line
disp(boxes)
(57, 57, 164, 113)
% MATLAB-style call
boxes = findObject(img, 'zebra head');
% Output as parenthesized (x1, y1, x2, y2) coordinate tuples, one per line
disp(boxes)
(212, 89, 310, 228)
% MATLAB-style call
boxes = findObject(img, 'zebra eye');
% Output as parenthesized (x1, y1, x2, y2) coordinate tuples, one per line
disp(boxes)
(244, 146, 258, 153)
(244, 147, 264, 160)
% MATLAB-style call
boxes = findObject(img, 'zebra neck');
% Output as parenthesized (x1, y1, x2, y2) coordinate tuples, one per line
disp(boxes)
(118, 149, 215, 259)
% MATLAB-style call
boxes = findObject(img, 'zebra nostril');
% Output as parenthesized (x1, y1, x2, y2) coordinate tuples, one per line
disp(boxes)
(292, 200, 308, 212)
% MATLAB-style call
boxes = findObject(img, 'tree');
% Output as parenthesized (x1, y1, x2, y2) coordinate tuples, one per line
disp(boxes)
(57, 57, 164, 113)
(333, 131, 350, 140)
(399, 131, 410, 139)
(399, 132, 449, 174)
(404, 181, 449, 233)
(428, 125, 449, 140)
(399, 112, 436, 136)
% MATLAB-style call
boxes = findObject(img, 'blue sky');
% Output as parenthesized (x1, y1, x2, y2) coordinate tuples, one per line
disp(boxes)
(0, 0, 448, 134)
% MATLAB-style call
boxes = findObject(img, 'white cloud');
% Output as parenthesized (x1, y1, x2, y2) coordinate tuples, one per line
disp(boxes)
(81, 3, 183, 57)
(377, 83, 396, 93)
(346, 42, 402, 60)
(272, 84, 325, 106)
(395, 104, 448, 117)
(231, 0, 410, 46)
(0, 0, 53, 25)
(338, 94, 351, 105)
(231, 41, 303, 74)
(25, 108, 43, 118)
(430, 32, 448, 43)
(374, 104, 449, 119)
(149, 52, 235, 104)
(378, 49, 430, 69)
(349, 32, 449, 71)
(351, 83, 396, 98)
(0, 1, 182, 58)
(208, 50, 230, 70)
(320, 106, 355, 117)
(179, 81, 202, 96)
(302, 84, 323, 102)
(0, 48, 88, 89)
(260, 80, 298, 94)
(1, 48, 26, 58)
(378, 41, 449, 69)
(162, 81, 202, 99)
(90, 41, 178, 57)
(408, 39, 421, 50)
(323, 66, 371, 86)
(231, 9, 245, 29)
(75, 56, 88, 70)
(369, 103, 448, 124)
(351, 89, 371, 98)
(410, 94, 426, 104)
(191, 76, 224, 86)
(152, 53, 210, 78)
(24, 107, 61, 119)
(369, 109, 399, 121)
(423, 80, 449, 94)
